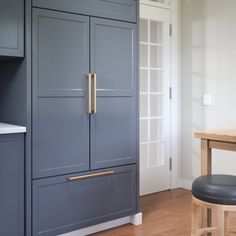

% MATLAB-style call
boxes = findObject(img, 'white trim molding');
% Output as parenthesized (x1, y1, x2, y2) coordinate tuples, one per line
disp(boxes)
(58, 213, 142, 236)
(179, 179, 193, 190)
(130, 212, 143, 225)
(169, 0, 181, 189)
(140, 0, 170, 9)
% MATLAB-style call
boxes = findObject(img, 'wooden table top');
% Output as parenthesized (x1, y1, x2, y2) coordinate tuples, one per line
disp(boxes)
(195, 128, 236, 143)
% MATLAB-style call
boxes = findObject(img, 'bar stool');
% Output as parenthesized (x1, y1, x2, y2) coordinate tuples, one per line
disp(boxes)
(191, 175, 236, 236)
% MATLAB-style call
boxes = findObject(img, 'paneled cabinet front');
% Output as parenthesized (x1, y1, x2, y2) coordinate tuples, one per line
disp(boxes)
(32, 8, 137, 178)
(32, 9, 90, 178)
(33, 165, 137, 236)
(33, 0, 136, 22)
(0, 0, 24, 57)
(90, 18, 137, 169)
(0, 134, 24, 236)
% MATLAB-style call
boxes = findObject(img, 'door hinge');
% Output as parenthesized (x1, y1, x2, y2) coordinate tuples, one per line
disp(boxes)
(169, 24, 172, 37)
(169, 87, 172, 100)
(169, 158, 172, 171)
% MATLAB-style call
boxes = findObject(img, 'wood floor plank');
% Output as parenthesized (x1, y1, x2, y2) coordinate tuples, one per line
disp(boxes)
(92, 188, 236, 236)
(93, 189, 192, 236)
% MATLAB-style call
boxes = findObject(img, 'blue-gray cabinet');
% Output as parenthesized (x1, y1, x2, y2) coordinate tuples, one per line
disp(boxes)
(32, 0, 136, 22)
(90, 18, 137, 169)
(0, 0, 24, 57)
(33, 165, 137, 236)
(32, 9, 90, 178)
(31, 1, 138, 235)
(0, 134, 24, 236)
(32, 8, 137, 178)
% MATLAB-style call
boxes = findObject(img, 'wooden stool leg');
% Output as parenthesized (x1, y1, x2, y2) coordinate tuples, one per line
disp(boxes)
(217, 206, 225, 236)
(201, 208, 210, 236)
(192, 198, 201, 236)
(224, 211, 229, 236)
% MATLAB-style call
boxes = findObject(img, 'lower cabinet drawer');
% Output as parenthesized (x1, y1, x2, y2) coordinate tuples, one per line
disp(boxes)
(33, 165, 137, 236)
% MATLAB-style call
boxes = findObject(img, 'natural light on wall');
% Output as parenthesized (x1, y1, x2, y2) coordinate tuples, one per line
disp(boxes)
(181, 0, 236, 184)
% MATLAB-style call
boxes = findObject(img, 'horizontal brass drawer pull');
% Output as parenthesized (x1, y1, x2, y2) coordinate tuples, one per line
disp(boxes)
(67, 170, 114, 182)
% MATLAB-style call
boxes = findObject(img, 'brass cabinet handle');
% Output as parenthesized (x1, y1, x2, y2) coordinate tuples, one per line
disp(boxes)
(67, 170, 114, 182)
(87, 73, 92, 114)
(92, 73, 97, 114)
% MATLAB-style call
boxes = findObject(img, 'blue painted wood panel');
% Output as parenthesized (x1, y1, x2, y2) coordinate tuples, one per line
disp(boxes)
(90, 18, 137, 169)
(0, 134, 24, 236)
(32, 9, 90, 178)
(33, 165, 137, 236)
(33, 0, 136, 23)
(0, 0, 24, 57)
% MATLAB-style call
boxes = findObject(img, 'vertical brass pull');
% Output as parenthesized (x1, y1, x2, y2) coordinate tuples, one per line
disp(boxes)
(92, 73, 97, 114)
(87, 73, 92, 114)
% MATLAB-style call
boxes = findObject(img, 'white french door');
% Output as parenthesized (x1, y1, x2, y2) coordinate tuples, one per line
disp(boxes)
(139, 3, 171, 196)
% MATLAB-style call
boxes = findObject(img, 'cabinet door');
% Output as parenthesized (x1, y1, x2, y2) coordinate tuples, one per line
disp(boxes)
(0, 134, 24, 236)
(32, 9, 90, 178)
(90, 18, 137, 169)
(0, 0, 24, 57)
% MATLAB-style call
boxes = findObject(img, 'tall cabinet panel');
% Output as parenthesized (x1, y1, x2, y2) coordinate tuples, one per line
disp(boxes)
(32, 9, 90, 178)
(90, 18, 137, 169)
(31, 1, 139, 235)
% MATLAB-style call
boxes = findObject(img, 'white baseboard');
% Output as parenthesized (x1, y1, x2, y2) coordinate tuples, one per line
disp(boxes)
(58, 212, 142, 236)
(179, 179, 192, 190)
(130, 212, 142, 225)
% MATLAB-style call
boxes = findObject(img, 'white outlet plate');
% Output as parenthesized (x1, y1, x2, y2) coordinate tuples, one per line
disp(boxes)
(202, 94, 212, 106)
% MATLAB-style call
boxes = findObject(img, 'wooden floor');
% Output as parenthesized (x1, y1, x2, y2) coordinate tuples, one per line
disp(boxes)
(93, 189, 192, 236)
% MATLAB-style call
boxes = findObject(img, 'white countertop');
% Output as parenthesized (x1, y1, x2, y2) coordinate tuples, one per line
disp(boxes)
(0, 123, 26, 134)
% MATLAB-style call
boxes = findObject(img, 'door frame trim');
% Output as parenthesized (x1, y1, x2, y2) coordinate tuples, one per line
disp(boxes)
(140, 0, 171, 9)
(169, 0, 180, 189)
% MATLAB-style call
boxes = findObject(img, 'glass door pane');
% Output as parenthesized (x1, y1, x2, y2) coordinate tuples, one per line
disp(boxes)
(140, 16, 166, 169)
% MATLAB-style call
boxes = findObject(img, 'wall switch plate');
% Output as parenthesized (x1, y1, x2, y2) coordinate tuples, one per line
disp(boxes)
(202, 94, 212, 106)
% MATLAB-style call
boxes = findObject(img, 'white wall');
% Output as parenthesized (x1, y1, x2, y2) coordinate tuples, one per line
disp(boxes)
(180, 0, 236, 182)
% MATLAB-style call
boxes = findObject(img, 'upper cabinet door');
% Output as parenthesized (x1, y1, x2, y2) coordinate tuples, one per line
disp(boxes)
(32, 9, 90, 178)
(0, 0, 24, 57)
(90, 18, 137, 169)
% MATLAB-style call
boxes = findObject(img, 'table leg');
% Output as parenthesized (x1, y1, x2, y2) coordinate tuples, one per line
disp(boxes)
(201, 139, 212, 175)
(201, 139, 212, 236)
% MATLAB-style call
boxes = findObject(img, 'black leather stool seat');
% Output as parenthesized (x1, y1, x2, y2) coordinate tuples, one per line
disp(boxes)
(192, 175, 236, 205)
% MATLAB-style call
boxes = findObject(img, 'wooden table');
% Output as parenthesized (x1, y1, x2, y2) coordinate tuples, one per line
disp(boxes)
(195, 128, 236, 235)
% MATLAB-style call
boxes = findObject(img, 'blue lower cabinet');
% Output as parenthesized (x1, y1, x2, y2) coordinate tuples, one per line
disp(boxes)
(33, 165, 137, 236)
(0, 134, 24, 236)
